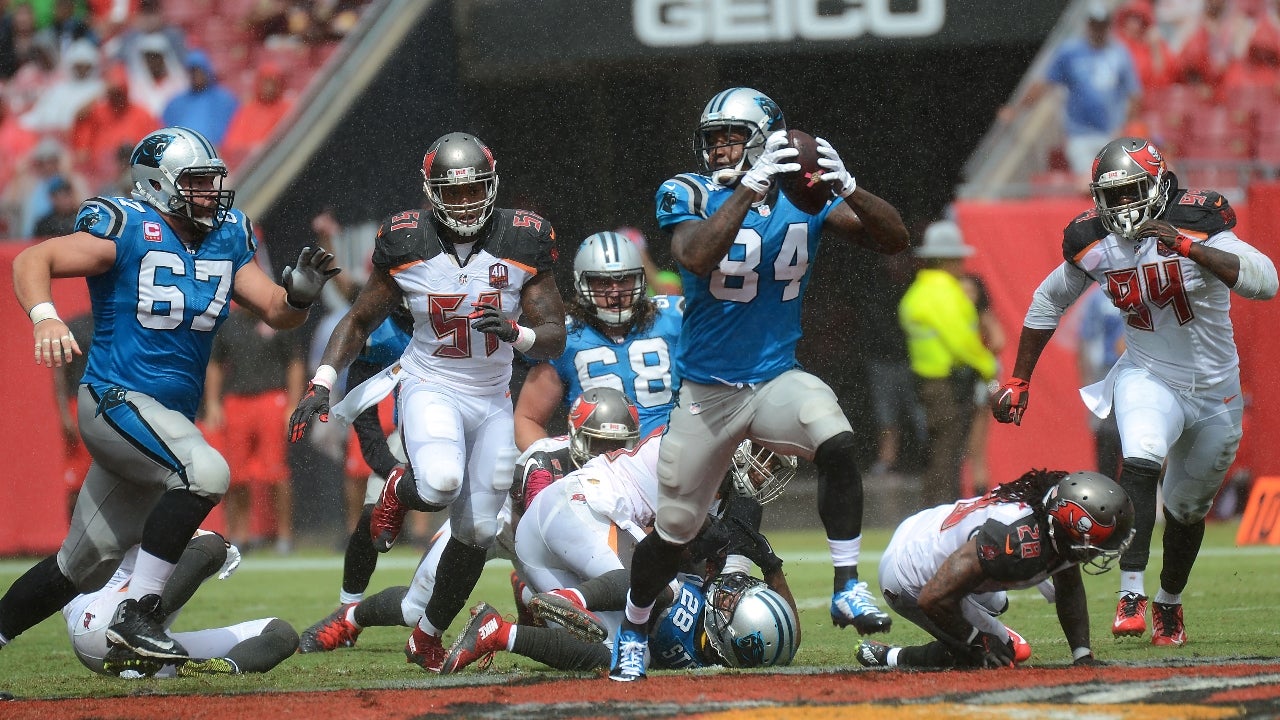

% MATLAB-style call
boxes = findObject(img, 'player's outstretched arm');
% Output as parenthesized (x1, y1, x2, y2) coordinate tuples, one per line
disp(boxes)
(514, 272, 567, 359)
(823, 186, 909, 255)
(234, 246, 340, 330)
(514, 363, 564, 451)
(14, 231, 115, 368)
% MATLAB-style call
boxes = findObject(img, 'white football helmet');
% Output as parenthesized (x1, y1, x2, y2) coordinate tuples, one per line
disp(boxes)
(573, 231, 647, 327)
(130, 126, 234, 229)
(421, 132, 499, 237)
(694, 87, 785, 178)
(728, 440, 797, 505)
(702, 572, 798, 668)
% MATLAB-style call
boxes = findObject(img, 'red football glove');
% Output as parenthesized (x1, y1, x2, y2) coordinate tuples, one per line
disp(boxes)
(991, 378, 1030, 426)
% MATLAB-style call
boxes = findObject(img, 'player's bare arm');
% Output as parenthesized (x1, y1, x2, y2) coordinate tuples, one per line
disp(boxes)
(823, 187, 909, 255)
(320, 268, 401, 373)
(1136, 219, 1251, 287)
(917, 538, 989, 646)
(669, 187, 757, 276)
(1050, 565, 1092, 655)
(231, 261, 308, 330)
(14, 231, 116, 368)
(517, 272, 567, 359)
(513, 362, 565, 450)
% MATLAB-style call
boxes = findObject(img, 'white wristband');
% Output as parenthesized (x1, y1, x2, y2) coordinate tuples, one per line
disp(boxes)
(29, 302, 59, 325)
(512, 325, 536, 353)
(840, 174, 857, 198)
(1072, 646, 1093, 660)
(311, 364, 338, 390)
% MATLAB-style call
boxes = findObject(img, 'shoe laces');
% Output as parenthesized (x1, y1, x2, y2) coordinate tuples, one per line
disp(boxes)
(1152, 602, 1180, 631)
(1118, 592, 1146, 616)
(835, 581, 880, 614)
(615, 638, 647, 674)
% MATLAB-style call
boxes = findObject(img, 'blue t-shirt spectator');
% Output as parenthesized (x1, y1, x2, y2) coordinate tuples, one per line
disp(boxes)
(161, 50, 238, 145)
(1046, 37, 1141, 137)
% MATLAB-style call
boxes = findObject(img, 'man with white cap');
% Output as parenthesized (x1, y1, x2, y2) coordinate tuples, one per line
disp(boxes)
(898, 220, 997, 511)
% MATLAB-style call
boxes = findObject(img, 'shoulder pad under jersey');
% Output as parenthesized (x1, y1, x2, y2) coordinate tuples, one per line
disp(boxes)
(483, 208, 558, 273)
(371, 209, 436, 270)
(1061, 208, 1108, 264)
(1165, 188, 1237, 236)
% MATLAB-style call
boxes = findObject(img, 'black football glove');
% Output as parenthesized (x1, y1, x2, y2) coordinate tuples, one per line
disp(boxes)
(468, 302, 520, 343)
(722, 498, 783, 575)
(288, 383, 330, 443)
(966, 629, 1016, 668)
(281, 246, 341, 309)
(689, 516, 733, 569)
(991, 378, 1030, 425)
(1136, 218, 1193, 256)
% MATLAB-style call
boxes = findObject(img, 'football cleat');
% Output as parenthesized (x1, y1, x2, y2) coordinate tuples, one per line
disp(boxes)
(854, 640, 892, 668)
(106, 594, 189, 660)
(102, 643, 165, 678)
(177, 657, 240, 677)
(1112, 592, 1148, 637)
(529, 588, 608, 643)
(442, 602, 508, 673)
(608, 622, 649, 682)
(1151, 601, 1187, 646)
(370, 466, 410, 553)
(1005, 626, 1032, 663)
(298, 603, 362, 653)
(404, 625, 445, 673)
(509, 571, 537, 627)
(830, 579, 892, 635)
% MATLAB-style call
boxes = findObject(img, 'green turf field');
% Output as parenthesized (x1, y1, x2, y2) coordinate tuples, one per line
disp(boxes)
(2, 520, 1276, 698)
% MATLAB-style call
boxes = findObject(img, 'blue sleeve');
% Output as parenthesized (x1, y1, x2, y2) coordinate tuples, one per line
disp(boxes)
(1045, 46, 1071, 85)
(655, 174, 709, 231)
(74, 197, 128, 242)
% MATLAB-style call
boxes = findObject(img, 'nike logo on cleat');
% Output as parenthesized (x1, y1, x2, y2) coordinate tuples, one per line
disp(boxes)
(478, 618, 499, 641)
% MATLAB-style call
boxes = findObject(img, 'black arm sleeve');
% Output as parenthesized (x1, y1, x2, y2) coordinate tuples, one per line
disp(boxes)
(347, 358, 399, 479)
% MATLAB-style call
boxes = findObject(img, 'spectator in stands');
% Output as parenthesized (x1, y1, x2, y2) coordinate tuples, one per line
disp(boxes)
(1172, 0, 1253, 87)
(122, 32, 188, 118)
(0, 2, 40, 80)
(1221, 9, 1280, 96)
(161, 49, 237, 146)
(222, 61, 293, 169)
(103, 0, 186, 71)
(71, 62, 159, 188)
(96, 141, 136, 197)
(0, 136, 87, 239)
(0, 93, 40, 206)
(899, 220, 998, 511)
(1116, 0, 1171, 92)
(999, 0, 1142, 183)
(4, 31, 58, 116)
(41, 0, 98, 58)
(33, 175, 78, 237)
(20, 37, 104, 133)
(203, 303, 306, 555)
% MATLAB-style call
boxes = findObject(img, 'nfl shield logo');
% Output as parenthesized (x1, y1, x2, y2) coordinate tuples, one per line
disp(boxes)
(488, 263, 509, 289)
(143, 221, 162, 242)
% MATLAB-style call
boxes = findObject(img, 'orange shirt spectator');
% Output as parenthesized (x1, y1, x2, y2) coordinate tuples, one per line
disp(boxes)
(1116, 0, 1171, 91)
(1173, 0, 1253, 86)
(221, 62, 293, 169)
(1221, 13, 1280, 97)
(71, 62, 159, 187)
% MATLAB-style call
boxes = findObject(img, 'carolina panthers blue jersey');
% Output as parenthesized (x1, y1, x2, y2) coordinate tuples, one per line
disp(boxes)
(655, 174, 839, 385)
(649, 578, 709, 670)
(359, 316, 412, 369)
(77, 196, 258, 420)
(539, 296, 683, 436)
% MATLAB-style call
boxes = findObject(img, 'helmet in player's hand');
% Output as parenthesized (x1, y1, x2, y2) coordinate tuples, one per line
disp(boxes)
(421, 132, 499, 237)
(130, 126, 234, 230)
(1090, 137, 1171, 240)
(694, 87, 786, 179)
(567, 387, 640, 467)
(1044, 470, 1135, 574)
(702, 572, 798, 668)
(573, 231, 647, 328)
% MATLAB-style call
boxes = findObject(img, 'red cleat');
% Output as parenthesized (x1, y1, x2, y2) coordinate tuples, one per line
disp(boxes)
(404, 625, 444, 672)
(1112, 592, 1148, 638)
(1005, 625, 1032, 664)
(371, 465, 409, 553)
(442, 602, 510, 673)
(1151, 601, 1187, 646)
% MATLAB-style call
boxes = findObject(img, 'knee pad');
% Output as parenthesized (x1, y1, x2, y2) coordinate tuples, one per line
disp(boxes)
(655, 504, 702, 545)
(188, 444, 230, 500)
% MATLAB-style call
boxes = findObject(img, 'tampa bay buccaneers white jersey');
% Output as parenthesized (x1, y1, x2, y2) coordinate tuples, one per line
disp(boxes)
(371, 207, 557, 391)
(1024, 186, 1276, 390)
(568, 428, 663, 534)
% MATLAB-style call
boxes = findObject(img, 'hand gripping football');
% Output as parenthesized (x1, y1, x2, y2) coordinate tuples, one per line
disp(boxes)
(778, 129, 832, 214)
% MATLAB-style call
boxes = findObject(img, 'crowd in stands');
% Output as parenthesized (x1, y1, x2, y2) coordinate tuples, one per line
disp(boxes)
(0, 0, 368, 239)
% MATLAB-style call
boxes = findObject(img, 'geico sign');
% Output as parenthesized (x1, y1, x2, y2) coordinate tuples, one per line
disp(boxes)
(633, 0, 945, 46)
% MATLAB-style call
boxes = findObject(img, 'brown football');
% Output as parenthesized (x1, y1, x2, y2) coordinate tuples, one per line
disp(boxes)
(777, 129, 832, 214)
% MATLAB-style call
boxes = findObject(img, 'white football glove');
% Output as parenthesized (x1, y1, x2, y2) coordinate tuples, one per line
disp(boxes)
(217, 542, 242, 580)
(738, 130, 800, 195)
(815, 137, 857, 198)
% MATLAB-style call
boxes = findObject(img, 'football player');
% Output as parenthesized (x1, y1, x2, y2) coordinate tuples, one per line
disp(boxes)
(65, 532, 298, 678)
(856, 470, 1134, 669)
(612, 86, 909, 681)
(0, 127, 338, 661)
(991, 137, 1278, 646)
(287, 131, 566, 672)
(513, 230, 684, 449)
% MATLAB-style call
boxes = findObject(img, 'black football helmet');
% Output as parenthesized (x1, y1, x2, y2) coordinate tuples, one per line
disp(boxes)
(421, 132, 499, 237)
(694, 87, 785, 182)
(130, 126, 234, 230)
(1089, 137, 1172, 240)
(567, 387, 641, 467)
(1043, 471, 1135, 574)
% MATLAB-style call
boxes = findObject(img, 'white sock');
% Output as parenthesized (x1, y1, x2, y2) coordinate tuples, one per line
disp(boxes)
(829, 537, 862, 568)
(506, 626, 518, 651)
(417, 616, 443, 637)
(1120, 571, 1145, 597)
(887, 647, 901, 667)
(624, 590, 654, 626)
(128, 550, 177, 599)
(339, 591, 364, 605)
(1153, 589, 1181, 605)
(344, 605, 361, 629)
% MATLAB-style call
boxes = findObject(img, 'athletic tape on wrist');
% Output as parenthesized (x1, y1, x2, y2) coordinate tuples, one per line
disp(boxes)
(312, 365, 338, 390)
(1072, 646, 1093, 660)
(512, 325, 536, 353)
(29, 302, 59, 325)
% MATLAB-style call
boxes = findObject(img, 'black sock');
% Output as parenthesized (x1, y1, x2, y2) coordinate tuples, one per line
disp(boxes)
(354, 586, 411, 627)
(897, 640, 956, 668)
(511, 624, 613, 671)
(342, 506, 378, 596)
(225, 618, 299, 673)
(0, 555, 77, 640)
(627, 533, 684, 610)
(833, 565, 859, 595)
(161, 534, 226, 612)
(576, 568, 630, 611)
(140, 490, 216, 563)
(815, 432, 862, 540)
(1159, 509, 1205, 596)
(1117, 458, 1162, 572)
(424, 538, 488, 631)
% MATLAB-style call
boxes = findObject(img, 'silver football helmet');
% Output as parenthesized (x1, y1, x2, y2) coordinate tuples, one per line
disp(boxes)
(421, 132, 499, 237)
(694, 87, 786, 179)
(702, 572, 798, 668)
(1089, 137, 1172, 240)
(130, 126, 234, 230)
(1043, 470, 1135, 575)
(573, 231, 647, 328)
(728, 440, 797, 505)
(567, 386, 641, 467)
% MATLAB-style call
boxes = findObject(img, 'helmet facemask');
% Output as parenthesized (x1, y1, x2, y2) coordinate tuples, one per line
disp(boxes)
(573, 231, 648, 328)
(171, 169, 234, 230)
(1043, 472, 1136, 575)
(701, 572, 798, 668)
(567, 387, 641, 467)
(1089, 138, 1170, 241)
(728, 440, 797, 505)
(130, 127, 235, 231)
(693, 87, 785, 186)
(421, 133, 500, 237)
